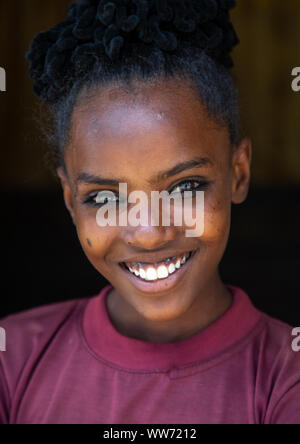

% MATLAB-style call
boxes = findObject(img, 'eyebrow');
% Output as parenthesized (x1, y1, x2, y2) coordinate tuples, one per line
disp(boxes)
(76, 156, 214, 187)
(150, 156, 214, 185)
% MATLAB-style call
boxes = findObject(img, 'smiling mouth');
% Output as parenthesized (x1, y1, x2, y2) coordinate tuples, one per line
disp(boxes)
(120, 250, 197, 283)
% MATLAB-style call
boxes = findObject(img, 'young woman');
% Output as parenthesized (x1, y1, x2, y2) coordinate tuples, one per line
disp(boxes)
(1, 0, 299, 424)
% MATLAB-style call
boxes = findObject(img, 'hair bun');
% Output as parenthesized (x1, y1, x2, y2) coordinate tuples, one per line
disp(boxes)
(26, 0, 239, 103)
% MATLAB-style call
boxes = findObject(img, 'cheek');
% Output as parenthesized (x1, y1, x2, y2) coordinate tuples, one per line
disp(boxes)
(201, 188, 231, 246)
(74, 210, 115, 262)
(204, 202, 230, 242)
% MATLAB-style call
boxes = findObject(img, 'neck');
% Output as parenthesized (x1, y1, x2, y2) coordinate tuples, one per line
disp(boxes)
(107, 273, 233, 344)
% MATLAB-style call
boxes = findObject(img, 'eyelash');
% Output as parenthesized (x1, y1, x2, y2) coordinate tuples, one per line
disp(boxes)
(83, 179, 211, 208)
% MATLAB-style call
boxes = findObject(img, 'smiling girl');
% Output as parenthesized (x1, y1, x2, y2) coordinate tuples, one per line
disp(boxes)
(1, 0, 300, 424)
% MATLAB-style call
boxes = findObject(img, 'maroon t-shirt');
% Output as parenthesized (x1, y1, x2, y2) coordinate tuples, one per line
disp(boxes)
(0, 284, 299, 424)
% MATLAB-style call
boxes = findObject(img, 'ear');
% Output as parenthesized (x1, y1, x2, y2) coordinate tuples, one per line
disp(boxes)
(57, 167, 76, 225)
(231, 137, 252, 204)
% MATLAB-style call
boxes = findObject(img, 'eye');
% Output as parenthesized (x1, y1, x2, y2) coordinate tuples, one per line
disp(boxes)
(169, 179, 210, 195)
(83, 191, 120, 208)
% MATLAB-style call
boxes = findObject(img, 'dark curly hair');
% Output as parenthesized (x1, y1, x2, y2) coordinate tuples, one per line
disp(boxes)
(26, 0, 241, 171)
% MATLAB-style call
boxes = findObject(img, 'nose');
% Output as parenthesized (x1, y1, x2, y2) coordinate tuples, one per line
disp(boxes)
(123, 224, 177, 250)
(121, 198, 178, 250)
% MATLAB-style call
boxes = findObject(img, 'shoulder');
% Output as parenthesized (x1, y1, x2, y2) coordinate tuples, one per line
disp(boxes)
(251, 312, 300, 423)
(0, 297, 89, 378)
(0, 298, 86, 345)
(248, 309, 299, 373)
(256, 311, 297, 355)
(228, 283, 296, 355)
(0, 298, 90, 424)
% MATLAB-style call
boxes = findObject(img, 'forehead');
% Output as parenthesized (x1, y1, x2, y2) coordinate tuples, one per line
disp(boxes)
(66, 79, 229, 181)
(73, 78, 215, 130)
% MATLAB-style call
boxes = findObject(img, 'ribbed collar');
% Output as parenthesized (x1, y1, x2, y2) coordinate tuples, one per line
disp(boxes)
(82, 284, 262, 374)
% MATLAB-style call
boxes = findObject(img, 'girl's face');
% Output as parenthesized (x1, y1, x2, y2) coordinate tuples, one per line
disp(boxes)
(58, 78, 251, 325)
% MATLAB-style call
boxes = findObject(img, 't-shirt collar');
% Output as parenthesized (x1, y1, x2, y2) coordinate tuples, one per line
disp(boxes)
(82, 284, 261, 372)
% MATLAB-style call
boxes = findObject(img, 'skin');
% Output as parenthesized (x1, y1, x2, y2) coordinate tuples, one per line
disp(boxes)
(57, 77, 252, 344)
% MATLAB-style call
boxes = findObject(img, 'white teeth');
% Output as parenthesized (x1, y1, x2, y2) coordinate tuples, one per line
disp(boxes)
(139, 268, 147, 280)
(157, 265, 169, 279)
(146, 268, 157, 281)
(125, 251, 193, 281)
(168, 263, 176, 274)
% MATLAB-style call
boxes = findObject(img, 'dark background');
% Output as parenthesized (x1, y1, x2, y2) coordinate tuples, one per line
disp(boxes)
(0, 1, 300, 325)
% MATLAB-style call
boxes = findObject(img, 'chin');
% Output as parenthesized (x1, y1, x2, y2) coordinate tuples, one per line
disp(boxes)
(134, 297, 191, 324)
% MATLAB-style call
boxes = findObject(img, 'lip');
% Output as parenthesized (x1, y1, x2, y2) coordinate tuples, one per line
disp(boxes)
(118, 249, 199, 294)
(119, 250, 196, 266)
